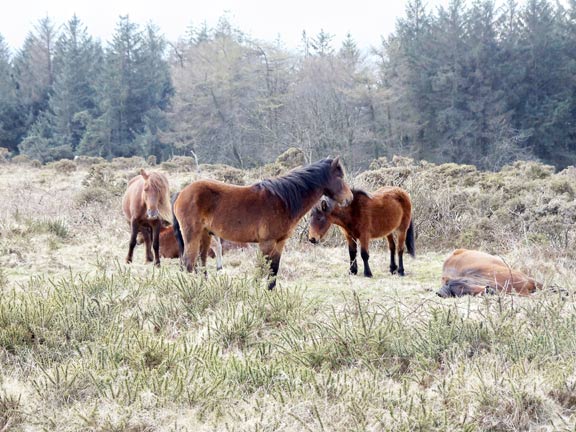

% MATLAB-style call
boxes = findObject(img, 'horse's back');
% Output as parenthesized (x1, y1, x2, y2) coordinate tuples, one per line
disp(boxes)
(373, 187, 412, 209)
(174, 179, 270, 243)
(444, 249, 504, 270)
(364, 186, 412, 235)
(122, 175, 144, 221)
(177, 180, 244, 208)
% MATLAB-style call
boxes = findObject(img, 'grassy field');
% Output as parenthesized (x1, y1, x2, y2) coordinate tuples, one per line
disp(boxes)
(1, 156, 575, 431)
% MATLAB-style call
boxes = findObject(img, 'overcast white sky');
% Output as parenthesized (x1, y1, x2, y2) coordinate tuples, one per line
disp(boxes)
(1, 0, 451, 53)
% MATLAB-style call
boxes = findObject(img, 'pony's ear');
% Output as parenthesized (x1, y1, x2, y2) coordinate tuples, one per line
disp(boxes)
(140, 169, 149, 180)
(331, 156, 341, 168)
(321, 199, 328, 212)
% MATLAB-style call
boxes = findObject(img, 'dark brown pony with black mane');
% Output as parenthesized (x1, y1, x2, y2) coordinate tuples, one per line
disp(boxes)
(437, 249, 542, 297)
(122, 169, 171, 266)
(173, 157, 353, 289)
(308, 186, 415, 277)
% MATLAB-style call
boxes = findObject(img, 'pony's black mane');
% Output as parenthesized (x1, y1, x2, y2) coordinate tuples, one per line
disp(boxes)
(257, 158, 337, 217)
(351, 188, 371, 199)
(312, 187, 370, 215)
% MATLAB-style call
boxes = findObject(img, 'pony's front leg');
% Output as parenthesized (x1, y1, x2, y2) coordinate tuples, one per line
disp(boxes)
(126, 220, 139, 264)
(141, 226, 154, 263)
(359, 238, 372, 277)
(152, 221, 161, 267)
(260, 239, 286, 290)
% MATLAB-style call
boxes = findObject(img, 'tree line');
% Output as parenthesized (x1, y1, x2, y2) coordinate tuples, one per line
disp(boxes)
(1, 0, 576, 170)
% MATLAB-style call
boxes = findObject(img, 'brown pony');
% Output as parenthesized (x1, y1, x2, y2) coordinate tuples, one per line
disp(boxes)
(308, 187, 415, 277)
(122, 169, 171, 266)
(173, 157, 353, 289)
(136, 225, 181, 259)
(141, 225, 247, 269)
(437, 249, 542, 297)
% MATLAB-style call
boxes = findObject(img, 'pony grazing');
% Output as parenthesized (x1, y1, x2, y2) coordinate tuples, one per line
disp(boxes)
(137, 225, 181, 260)
(141, 225, 247, 270)
(173, 157, 353, 289)
(122, 169, 171, 266)
(437, 249, 542, 297)
(308, 187, 415, 277)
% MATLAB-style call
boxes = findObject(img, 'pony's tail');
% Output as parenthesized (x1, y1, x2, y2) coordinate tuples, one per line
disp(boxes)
(406, 219, 415, 258)
(171, 192, 185, 257)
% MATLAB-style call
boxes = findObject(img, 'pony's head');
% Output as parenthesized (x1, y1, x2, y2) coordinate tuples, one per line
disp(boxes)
(437, 279, 496, 298)
(140, 169, 171, 222)
(324, 157, 353, 207)
(308, 197, 335, 244)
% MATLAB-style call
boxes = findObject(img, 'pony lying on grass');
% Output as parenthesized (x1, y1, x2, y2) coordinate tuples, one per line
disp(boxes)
(173, 157, 353, 289)
(437, 249, 543, 297)
(122, 169, 171, 266)
(309, 187, 415, 277)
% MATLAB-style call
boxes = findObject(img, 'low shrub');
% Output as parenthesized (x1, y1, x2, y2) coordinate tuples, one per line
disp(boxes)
(46, 159, 77, 174)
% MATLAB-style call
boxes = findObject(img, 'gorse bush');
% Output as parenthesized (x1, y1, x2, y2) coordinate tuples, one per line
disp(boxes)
(46, 159, 77, 174)
(81, 163, 127, 195)
(356, 158, 576, 254)
(73, 187, 112, 206)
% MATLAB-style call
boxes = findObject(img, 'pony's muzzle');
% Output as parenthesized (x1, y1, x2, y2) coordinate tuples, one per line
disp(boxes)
(436, 284, 454, 298)
(146, 209, 159, 220)
(309, 237, 318, 244)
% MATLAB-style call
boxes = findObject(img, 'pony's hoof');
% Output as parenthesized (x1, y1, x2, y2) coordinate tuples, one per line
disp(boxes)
(398, 270, 405, 277)
(350, 268, 358, 275)
(125, 258, 132, 264)
(364, 272, 373, 278)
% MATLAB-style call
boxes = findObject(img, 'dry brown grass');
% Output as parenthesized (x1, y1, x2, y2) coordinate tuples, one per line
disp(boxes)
(0, 157, 575, 431)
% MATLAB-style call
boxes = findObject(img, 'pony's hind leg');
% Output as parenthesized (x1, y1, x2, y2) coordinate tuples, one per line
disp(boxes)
(126, 220, 139, 264)
(198, 231, 212, 275)
(395, 228, 408, 276)
(214, 236, 223, 271)
(386, 234, 398, 275)
(346, 235, 358, 275)
(181, 225, 201, 273)
(395, 214, 414, 277)
(359, 237, 372, 277)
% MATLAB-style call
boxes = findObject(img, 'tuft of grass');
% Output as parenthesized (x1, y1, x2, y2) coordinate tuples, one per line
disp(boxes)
(0, 390, 22, 431)
(43, 218, 70, 239)
(0, 268, 7, 290)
